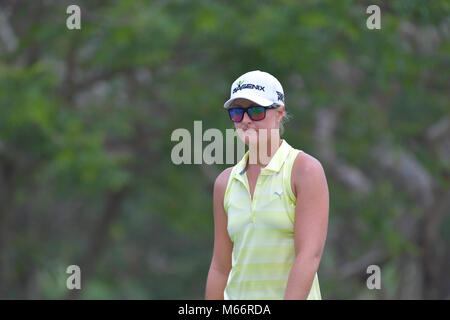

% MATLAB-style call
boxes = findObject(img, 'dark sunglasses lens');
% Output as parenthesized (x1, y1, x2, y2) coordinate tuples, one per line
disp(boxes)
(248, 106, 266, 121)
(229, 108, 244, 122)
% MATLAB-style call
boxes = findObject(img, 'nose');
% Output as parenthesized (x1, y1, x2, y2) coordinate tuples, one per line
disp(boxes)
(242, 110, 252, 124)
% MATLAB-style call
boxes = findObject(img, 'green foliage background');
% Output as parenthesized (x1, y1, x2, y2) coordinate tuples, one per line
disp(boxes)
(0, 0, 448, 299)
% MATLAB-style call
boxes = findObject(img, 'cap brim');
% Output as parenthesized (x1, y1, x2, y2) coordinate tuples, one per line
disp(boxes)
(224, 92, 273, 109)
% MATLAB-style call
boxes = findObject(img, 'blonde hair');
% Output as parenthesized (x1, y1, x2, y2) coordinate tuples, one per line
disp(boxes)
(279, 106, 292, 136)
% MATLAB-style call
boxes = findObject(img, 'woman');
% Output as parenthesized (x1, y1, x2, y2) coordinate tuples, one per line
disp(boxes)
(205, 70, 329, 300)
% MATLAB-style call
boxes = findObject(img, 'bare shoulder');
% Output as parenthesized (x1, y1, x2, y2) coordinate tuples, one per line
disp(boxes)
(293, 151, 325, 175)
(291, 150, 327, 197)
(214, 167, 234, 198)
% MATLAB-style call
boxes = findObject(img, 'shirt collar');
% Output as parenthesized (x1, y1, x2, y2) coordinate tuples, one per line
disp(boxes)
(234, 139, 293, 182)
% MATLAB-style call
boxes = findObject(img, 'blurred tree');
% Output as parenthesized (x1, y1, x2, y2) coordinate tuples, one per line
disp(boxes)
(0, 0, 448, 299)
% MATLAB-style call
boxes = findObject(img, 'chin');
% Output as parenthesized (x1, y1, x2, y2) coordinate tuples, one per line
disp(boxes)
(237, 129, 258, 145)
(246, 136, 259, 146)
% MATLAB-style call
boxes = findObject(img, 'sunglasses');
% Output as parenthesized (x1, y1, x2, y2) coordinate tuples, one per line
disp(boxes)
(228, 104, 280, 122)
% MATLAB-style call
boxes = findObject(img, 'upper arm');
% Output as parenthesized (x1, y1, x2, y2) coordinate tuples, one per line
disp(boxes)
(291, 153, 329, 259)
(210, 167, 234, 274)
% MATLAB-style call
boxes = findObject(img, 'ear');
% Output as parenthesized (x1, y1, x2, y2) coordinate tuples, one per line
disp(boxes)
(278, 105, 285, 121)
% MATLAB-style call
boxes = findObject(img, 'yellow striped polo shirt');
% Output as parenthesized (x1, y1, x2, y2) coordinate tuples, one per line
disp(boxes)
(223, 139, 321, 300)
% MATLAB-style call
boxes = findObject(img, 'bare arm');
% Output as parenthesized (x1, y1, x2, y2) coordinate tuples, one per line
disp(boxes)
(284, 153, 329, 299)
(205, 167, 233, 299)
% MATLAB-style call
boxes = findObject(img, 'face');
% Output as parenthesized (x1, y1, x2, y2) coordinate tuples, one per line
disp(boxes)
(229, 98, 285, 146)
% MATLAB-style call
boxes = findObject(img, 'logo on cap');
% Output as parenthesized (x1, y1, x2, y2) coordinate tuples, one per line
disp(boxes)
(276, 91, 284, 102)
(233, 81, 265, 94)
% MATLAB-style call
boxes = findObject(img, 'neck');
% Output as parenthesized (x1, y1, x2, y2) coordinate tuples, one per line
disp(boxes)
(247, 137, 282, 168)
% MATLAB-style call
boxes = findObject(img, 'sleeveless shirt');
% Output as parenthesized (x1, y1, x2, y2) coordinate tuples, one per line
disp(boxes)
(223, 139, 321, 300)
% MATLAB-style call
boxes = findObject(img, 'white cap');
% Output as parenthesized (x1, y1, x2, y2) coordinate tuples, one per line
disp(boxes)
(223, 70, 285, 109)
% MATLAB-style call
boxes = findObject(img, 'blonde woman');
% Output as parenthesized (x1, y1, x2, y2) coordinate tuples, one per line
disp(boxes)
(206, 70, 329, 300)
